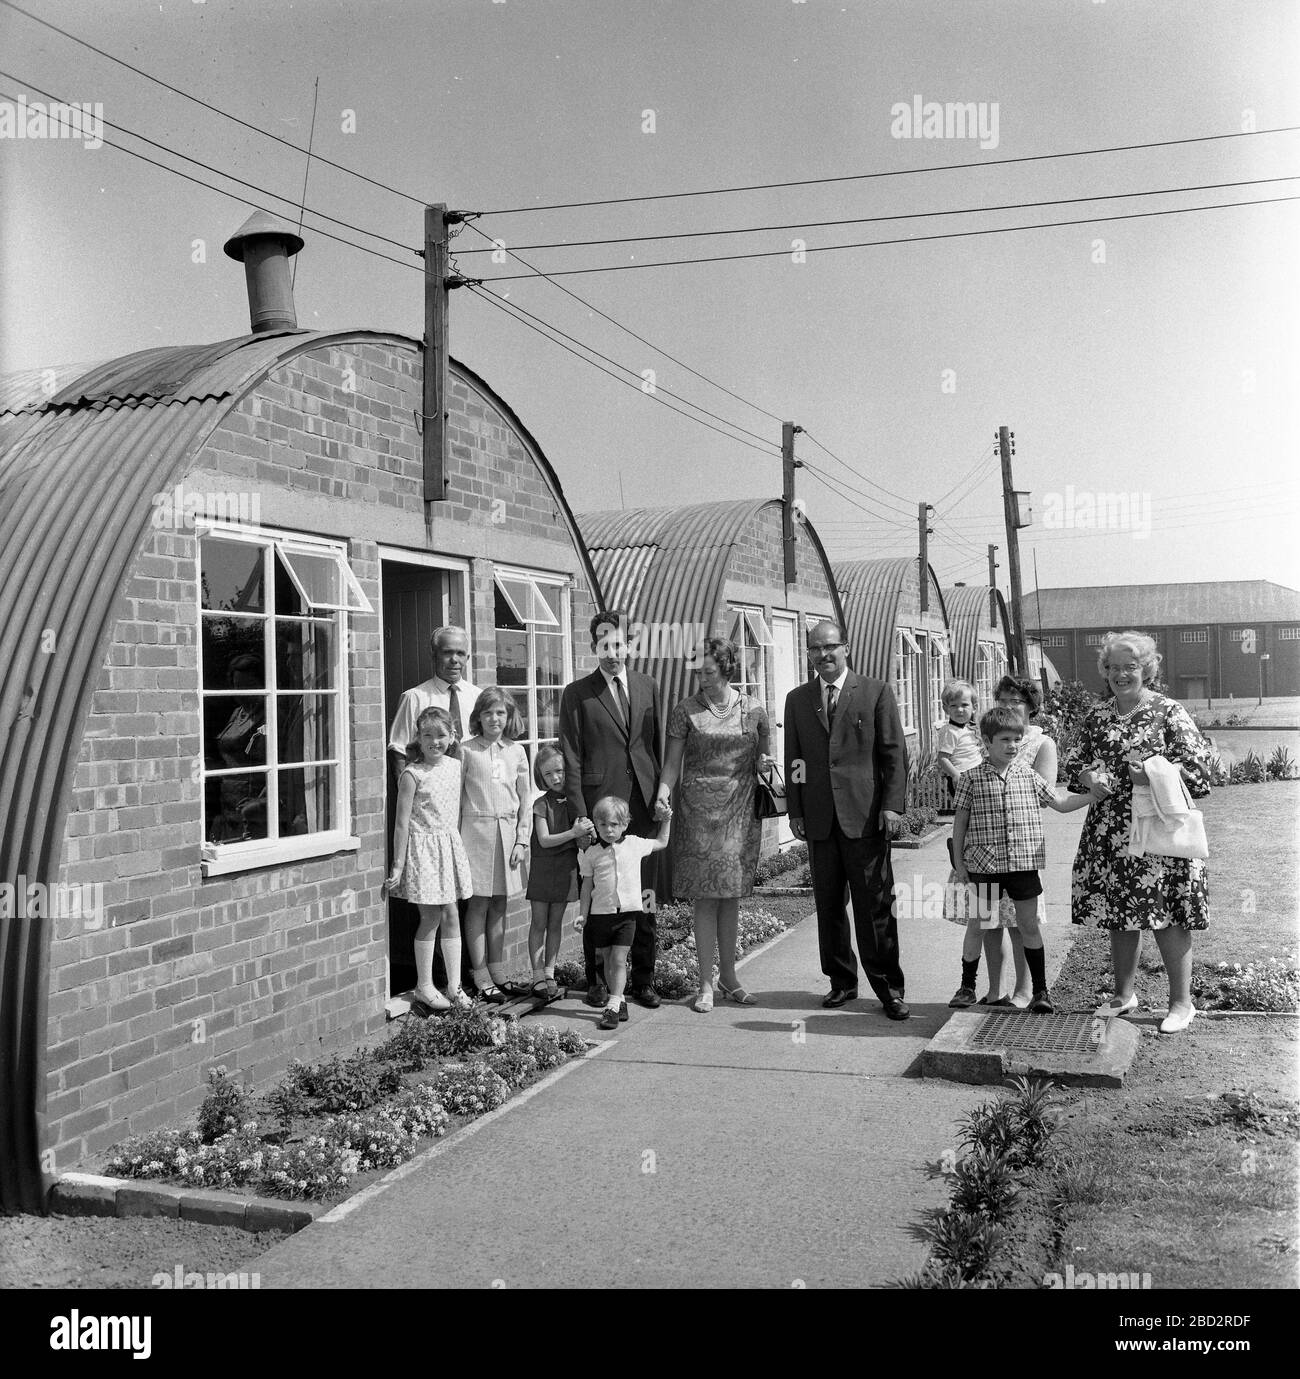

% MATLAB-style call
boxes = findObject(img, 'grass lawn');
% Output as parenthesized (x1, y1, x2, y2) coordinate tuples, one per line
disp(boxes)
(1045, 778, 1299, 1289)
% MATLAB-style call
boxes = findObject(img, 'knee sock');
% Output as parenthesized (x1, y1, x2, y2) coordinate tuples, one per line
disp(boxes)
(961, 957, 979, 987)
(1024, 944, 1047, 991)
(414, 939, 437, 993)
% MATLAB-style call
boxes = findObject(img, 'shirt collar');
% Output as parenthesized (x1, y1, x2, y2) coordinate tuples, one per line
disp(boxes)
(600, 668, 628, 690)
(820, 668, 848, 695)
(433, 673, 468, 694)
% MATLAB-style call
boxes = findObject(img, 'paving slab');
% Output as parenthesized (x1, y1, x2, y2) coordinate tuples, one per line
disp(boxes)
(922, 1008, 1140, 1086)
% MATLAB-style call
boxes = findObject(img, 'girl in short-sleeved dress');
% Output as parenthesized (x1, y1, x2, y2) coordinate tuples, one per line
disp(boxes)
(459, 688, 532, 1002)
(525, 744, 590, 997)
(384, 706, 473, 1012)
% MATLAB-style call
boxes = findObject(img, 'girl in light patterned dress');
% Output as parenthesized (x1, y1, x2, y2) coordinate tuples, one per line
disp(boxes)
(383, 707, 473, 1013)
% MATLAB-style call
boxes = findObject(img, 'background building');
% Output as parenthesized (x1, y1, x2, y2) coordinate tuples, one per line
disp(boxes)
(1027, 581, 1300, 699)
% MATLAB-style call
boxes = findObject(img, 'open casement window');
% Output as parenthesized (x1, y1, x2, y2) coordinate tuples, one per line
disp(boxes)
(198, 528, 366, 876)
(893, 629, 917, 732)
(976, 643, 997, 709)
(726, 605, 771, 705)
(494, 568, 571, 767)
(928, 639, 947, 730)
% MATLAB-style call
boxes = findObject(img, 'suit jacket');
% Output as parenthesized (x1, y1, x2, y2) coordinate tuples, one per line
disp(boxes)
(784, 670, 908, 840)
(559, 668, 662, 820)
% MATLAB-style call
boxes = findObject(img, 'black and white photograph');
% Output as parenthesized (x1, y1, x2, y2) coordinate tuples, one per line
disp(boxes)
(0, 0, 1295, 1339)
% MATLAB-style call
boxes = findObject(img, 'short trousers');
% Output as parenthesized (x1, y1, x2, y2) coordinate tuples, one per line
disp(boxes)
(966, 870, 1043, 910)
(586, 912, 639, 948)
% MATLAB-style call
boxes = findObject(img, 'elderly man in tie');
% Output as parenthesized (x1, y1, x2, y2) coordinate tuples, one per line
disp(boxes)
(784, 620, 910, 1020)
(387, 625, 479, 776)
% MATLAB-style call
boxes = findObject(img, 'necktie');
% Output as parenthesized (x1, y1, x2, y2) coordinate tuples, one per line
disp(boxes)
(448, 683, 462, 740)
(614, 677, 630, 730)
(825, 684, 838, 729)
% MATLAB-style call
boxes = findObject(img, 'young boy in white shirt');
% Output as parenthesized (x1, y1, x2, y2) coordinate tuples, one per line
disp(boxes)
(577, 796, 671, 1030)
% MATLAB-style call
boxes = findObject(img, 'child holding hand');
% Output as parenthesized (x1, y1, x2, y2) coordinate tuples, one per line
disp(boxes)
(526, 744, 593, 999)
(383, 707, 474, 1013)
(576, 796, 670, 1030)
(951, 705, 1090, 1014)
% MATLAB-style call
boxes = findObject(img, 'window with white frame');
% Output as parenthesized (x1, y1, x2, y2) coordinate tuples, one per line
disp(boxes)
(1041, 635, 1066, 648)
(975, 643, 996, 710)
(1279, 627, 1300, 641)
(1084, 634, 1105, 646)
(199, 527, 370, 871)
(727, 605, 772, 705)
(494, 568, 572, 766)
(1181, 630, 1208, 643)
(1229, 628, 1252, 642)
(893, 628, 919, 732)
(927, 636, 947, 728)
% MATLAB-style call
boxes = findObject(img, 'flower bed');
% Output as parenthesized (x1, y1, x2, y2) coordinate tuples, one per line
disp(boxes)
(1191, 958, 1299, 1012)
(104, 1011, 589, 1202)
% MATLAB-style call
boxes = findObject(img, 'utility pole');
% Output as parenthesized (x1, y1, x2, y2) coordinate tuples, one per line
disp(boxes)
(782, 422, 803, 586)
(918, 502, 933, 612)
(998, 425, 1029, 674)
(987, 544, 999, 629)
(423, 203, 471, 504)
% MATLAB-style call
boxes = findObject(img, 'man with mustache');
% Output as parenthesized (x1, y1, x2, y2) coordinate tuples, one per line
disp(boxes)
(784, 620, 910, 1019)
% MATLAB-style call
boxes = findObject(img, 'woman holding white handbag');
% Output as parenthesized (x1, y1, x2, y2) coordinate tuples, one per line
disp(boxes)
(1069, 632, 1213, 1033)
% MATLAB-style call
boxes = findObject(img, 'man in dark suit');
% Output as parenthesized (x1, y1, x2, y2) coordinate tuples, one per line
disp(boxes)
(784, 619, 911, 1019)
(559, 610, 665, 1009)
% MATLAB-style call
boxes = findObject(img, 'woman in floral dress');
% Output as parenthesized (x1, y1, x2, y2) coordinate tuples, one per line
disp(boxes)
(655, 639, 771, 1012)
(1067, 631, 1212, 1033)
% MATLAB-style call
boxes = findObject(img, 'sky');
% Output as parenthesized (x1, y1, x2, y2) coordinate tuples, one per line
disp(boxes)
(2, 0, 1297, 597)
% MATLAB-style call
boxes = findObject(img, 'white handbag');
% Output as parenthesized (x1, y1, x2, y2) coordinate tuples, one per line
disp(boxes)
(1128, 775, 1209, 860)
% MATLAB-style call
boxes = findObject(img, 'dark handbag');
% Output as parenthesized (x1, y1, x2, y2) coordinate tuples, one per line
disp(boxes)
(755, 762, 788, 819)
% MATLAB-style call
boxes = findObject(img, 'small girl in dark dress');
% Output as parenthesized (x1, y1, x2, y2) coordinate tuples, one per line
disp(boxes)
(526, 745, 593, 997)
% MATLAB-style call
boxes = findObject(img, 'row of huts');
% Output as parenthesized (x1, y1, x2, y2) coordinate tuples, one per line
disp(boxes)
(0, 218, 1019, 1212)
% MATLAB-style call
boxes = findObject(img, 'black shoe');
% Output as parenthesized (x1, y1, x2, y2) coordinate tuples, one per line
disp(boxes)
(822, 987, 858, 1008)
(1030, 989, 1055, 1014)
(619, 999, 629, 1022)
(883, 998, 911, 1021)
(597, 1006, 620, 1030)
(629, 985, 661, 1009)
(584, 984, 608, 1008)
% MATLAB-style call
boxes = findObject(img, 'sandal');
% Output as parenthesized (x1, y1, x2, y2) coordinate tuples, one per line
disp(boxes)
(716, 979, 756, 1006)
(499, 978, 532, 998)
(693, 988, 714, 1013)
(545, 977, 559, 1000)
(476, 984, 507, 1005)
(530, 979, 551, 999)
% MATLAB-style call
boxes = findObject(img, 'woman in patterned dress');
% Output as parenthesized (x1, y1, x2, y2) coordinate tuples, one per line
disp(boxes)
(655, 638, 771, 1012)
(1068, 631, 1212, 1033)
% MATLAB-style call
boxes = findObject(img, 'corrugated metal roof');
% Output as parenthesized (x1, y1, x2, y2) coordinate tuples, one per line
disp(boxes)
(0, 328, 601, 1214)
(1027, 582, 1300, 629)
(944, 583, 1009, 683)
(0, 361, 107, 415)
(834, 557, 949, 679)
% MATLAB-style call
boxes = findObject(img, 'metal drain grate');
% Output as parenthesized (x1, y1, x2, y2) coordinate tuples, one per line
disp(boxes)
(970, 1011, 1098, 1053)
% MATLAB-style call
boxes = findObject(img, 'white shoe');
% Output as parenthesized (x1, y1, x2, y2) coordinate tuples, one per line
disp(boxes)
(1158, 1005, 1197, 1034)
(692, 988, 714, 1013)
(1096, 993, 1138, 1016)
(447, 988, 472, 1010)
(413, 986, 451, 1012)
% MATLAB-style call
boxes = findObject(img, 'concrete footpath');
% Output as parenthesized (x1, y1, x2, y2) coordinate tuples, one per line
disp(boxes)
(251, 811, 1087, 1288)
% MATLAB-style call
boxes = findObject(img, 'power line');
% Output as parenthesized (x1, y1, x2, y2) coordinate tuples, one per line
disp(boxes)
(0, 85, 422, 277)
(468, 284, 778, 449)
(797, 452, 916, 524)
(478, 126, 1300, 216)
(801, 461, 913, 526)
(799, 429, 916, 513)
(480, 196, 1300, 281)
(465, 176, 1300, 253)
(0, 69, 420, 256)
(466, 285, 782, 462)
(463, 222, 786, 427)
(0, 0, 428, 205)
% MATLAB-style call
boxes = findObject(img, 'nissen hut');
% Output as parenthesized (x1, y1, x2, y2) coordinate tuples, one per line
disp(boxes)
(834, 557, 952, 762)
(579, 498, 845, 866)
(943, 581, 1011, 707)
(0, 217, 602, 1212)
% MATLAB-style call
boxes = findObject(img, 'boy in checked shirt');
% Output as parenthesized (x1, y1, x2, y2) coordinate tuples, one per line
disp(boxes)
(951, 705, 1091, 1013)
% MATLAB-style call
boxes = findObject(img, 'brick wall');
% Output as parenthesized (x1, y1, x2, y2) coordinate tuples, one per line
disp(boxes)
(45, 338, 597, 1167)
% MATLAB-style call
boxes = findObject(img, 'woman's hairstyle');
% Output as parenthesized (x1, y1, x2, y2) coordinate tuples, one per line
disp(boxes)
(941, 678, 976, 709)
(993, 673, 1043, 716)
(469, 686, 525, 740)
(700, 636, 739, 682)
(592, 795, 631, 828)
(1097, 630, 1161, 686)
(533, 742, 565, 791)
(406, 705, 456, 762)
(979, 704, 1026, 740)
